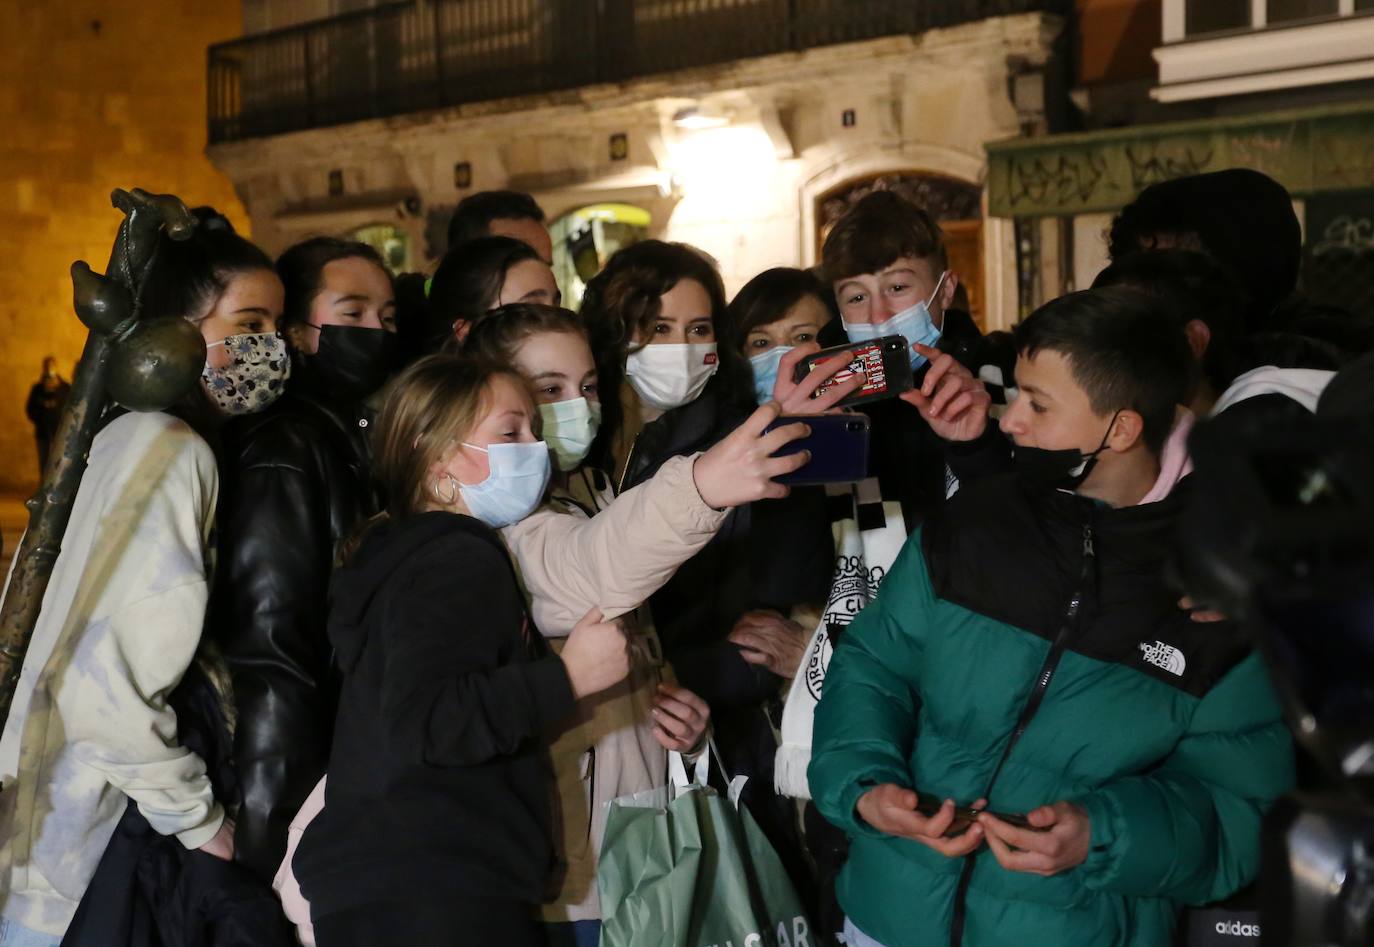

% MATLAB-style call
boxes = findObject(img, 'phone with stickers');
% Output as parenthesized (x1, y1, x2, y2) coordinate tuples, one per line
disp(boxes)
(793, 335, 914, 408)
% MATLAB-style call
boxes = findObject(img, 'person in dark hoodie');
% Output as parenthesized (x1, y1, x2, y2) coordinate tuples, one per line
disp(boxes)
(209, 237, 399, 882)
(294, 355, 631, 946)
(1106, 168, 1303, 335)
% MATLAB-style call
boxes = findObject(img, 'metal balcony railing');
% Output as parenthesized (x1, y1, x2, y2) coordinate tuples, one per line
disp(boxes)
(208, 0, 1067, 144)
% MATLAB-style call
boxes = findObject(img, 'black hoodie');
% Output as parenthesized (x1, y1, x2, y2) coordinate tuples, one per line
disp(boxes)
(293, 511, 576, 918)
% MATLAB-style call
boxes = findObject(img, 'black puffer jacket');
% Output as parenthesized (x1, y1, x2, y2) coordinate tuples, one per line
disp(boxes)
(620, 377, 833, 903)
(207, 369, 378, 882)
(620, 379, 833, 709)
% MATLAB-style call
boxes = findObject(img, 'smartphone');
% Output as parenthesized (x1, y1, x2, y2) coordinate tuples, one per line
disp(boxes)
(915, 793, 1039, 837)
(794, 335, 914, 408)
(764, 414, 870, 486)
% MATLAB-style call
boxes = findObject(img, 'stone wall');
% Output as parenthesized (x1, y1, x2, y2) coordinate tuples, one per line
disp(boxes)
(0, 1, 247, 492)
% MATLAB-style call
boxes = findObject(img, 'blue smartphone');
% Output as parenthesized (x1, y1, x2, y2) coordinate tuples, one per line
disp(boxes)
(764, 414, 870, 485)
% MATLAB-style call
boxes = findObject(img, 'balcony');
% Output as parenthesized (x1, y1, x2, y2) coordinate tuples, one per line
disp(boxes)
(208, 0, 1068, 144)
(1154, 0, 1374, 102)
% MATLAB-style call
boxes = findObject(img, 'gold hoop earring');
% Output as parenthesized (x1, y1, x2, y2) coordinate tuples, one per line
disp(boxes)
(431, 472, 459, 505)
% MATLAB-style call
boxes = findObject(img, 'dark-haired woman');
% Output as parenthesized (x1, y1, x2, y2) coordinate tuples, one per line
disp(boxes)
(0, 215, 291, 945)
(728, 267, 837, 405)
(413, 234, 559, 355)
(209, 236, 399, 881)
(580, 243, 836, 903)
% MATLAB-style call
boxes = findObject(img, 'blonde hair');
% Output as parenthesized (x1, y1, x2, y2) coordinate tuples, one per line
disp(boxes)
(374, 354, 526, 519)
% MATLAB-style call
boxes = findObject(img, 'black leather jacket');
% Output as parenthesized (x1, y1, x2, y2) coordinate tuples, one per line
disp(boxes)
(208, 373, 377, 882)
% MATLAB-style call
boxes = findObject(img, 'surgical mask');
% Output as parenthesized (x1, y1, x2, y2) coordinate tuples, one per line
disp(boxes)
(307, 324, 398, 398)
(457, 440, 552, 528)
(538, 397, 601, 472)
(202, 332, 291, 416)
(842, 270, 948, 371)
(749, 345, 793, 405)
(625, 342, 719, 412)
(1011, 412, 1119, 492)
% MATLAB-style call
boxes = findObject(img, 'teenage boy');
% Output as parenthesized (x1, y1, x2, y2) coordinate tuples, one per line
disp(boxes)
(772, 190, 992, 943)
(809, 287, 1294, 947)
(447, 189, 552, 263)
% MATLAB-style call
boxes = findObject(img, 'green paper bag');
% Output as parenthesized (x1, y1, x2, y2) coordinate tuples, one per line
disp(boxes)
(597, 749, 815, 947)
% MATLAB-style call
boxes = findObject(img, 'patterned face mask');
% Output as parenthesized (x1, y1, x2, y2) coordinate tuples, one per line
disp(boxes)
(201, 332, 291, 415)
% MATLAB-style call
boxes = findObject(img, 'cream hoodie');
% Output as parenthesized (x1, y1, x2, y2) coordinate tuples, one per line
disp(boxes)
(0, 411, 223, 937)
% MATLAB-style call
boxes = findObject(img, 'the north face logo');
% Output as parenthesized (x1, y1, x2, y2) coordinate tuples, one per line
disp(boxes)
(1139, 640, 1186, 676)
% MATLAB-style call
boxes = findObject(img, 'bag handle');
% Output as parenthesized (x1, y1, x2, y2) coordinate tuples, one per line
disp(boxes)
(667, 747, 710, 797)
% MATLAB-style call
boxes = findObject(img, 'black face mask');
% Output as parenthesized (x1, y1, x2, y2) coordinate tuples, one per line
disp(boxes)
(309, 325, 398, 398)
(1012, 412, 1119, 492)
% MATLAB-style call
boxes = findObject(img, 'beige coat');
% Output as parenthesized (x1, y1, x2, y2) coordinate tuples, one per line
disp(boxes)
(500, 454, 725, 921)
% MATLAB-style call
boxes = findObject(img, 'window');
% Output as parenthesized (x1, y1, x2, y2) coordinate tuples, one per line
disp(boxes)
(1268, 0, 1339, 23)
(549, 203, 652, 309)
(351, 223, 409, 272)
(1185, 0, 1250, 36)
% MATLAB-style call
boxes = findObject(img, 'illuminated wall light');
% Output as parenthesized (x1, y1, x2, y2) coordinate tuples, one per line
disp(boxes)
(664, 122, 781, 222)
(672, 106, 730, 130)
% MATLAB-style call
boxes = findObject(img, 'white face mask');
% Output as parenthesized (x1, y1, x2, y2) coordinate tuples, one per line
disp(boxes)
(624, 342, 719, 412)
(538, 397, 601, 472)
(842, 270, 948, 370)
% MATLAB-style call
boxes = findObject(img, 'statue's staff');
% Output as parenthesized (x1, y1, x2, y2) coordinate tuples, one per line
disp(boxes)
(0, 188, 206, 732)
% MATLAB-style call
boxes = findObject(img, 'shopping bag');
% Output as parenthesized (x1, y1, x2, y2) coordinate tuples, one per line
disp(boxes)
(597, 747, 814, 947)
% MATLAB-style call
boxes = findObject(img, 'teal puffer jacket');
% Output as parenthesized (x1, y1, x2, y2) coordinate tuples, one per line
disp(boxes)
(809, 477, 1294, 947)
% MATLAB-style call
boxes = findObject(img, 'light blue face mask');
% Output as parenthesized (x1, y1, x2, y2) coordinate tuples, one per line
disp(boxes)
(748, 345, 794, 405)
(457, 440, 552, 528)
(538, 397, 601, 472)
(842, 270, 948, 371)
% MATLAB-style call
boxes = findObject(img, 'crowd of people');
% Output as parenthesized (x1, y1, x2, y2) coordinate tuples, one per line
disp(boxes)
(0, 167, 1370, 947)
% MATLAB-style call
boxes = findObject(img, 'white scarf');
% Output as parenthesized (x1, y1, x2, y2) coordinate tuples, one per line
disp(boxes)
(774, 477, 909, 799)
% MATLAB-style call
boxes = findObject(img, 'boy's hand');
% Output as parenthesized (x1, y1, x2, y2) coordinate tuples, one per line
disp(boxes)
(900, 344, 990, 443)
(856, 784, 985, 857)
(979, 801, 1090, 876)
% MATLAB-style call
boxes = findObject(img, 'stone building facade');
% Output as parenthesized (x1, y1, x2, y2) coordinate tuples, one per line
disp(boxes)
(0, 1, 248, 492)
(208, 4, 1069, 330)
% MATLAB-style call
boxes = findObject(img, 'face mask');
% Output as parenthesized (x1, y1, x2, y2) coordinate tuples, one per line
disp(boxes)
(309, 324, 398, 398)
(456, 440, 552, 528)
(1011, 412, 1119, 492)
(538, 397, 601, 472)
(749, 345, 793, 405)
(842, 270, 948, 371)
(202, 332, 291, 416)
(624, 342, 719, 412)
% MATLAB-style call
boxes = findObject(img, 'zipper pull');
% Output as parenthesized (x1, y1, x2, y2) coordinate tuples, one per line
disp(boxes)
(1082, 523, 1095, 559)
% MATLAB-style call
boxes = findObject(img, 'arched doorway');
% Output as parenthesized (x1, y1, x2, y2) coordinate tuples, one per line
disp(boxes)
(549, 202, 653, 309)
(816, 172, 985, 329)
(350, 222, 410, 273)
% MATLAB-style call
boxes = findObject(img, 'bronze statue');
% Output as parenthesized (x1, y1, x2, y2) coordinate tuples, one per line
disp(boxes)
(0, 188, 206, 733)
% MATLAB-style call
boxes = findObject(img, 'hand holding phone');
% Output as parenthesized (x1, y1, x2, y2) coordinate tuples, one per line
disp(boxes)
(763, 414, 869, 485)
(773, 343, 866, 414)
(855, 785, 986, 859)
(915, 793, 1038, 837)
